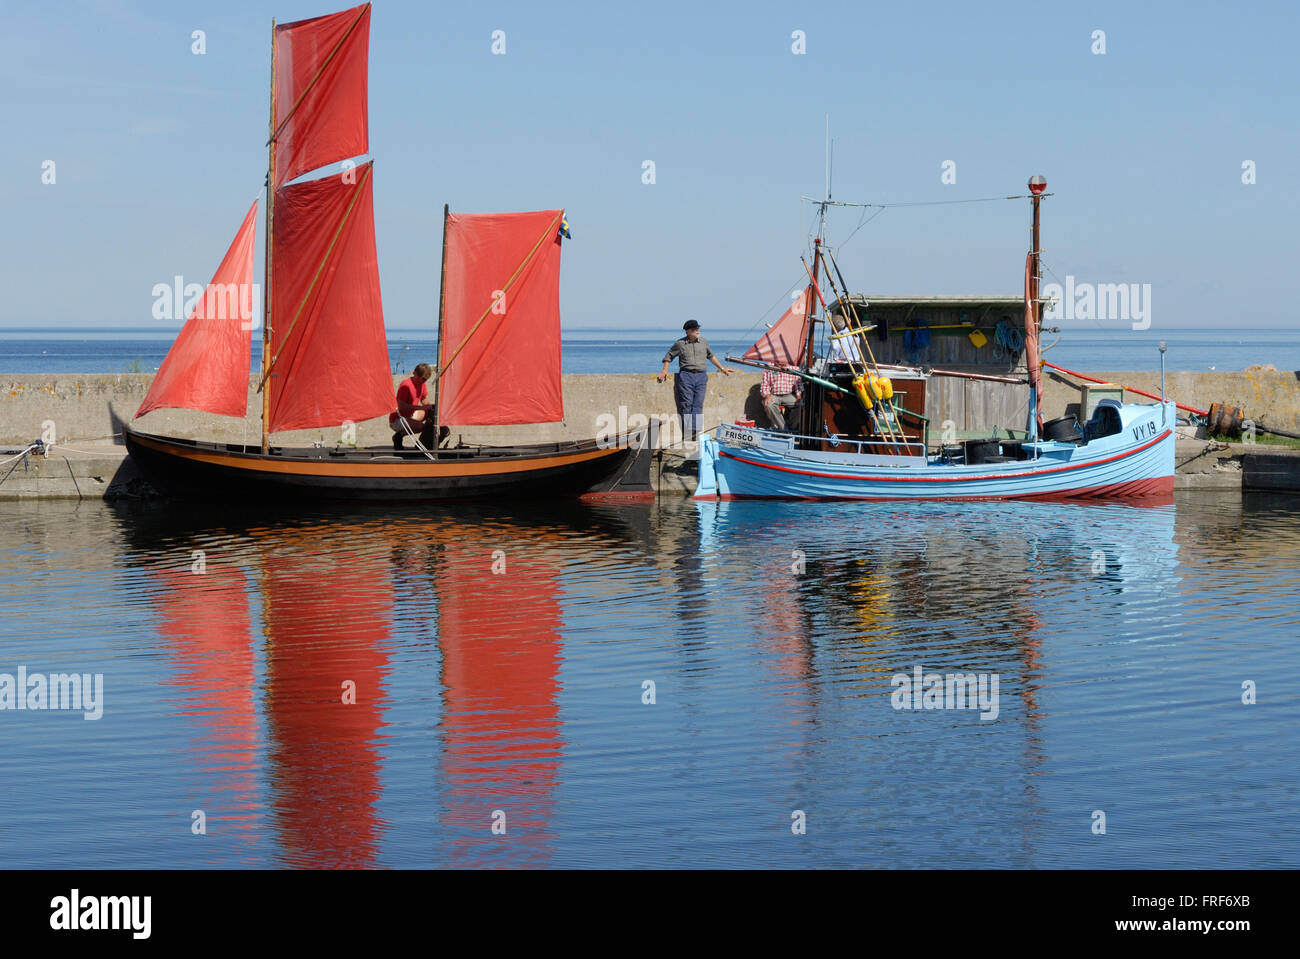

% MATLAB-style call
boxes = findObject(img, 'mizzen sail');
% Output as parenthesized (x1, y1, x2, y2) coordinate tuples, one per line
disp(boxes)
(438, 210, 565, 426)
(136, 201, 258, 420)
(272, 3, 371, 189)
(743, 286, 812, 367)
(267, 162, 392, 433)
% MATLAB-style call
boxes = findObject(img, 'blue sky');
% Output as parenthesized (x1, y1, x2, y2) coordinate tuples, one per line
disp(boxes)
(2, 0, 1296, 331)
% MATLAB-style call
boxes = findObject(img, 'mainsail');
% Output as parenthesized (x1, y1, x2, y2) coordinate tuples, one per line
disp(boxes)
(272, 3, 371, 189)
(267, 162, 392, 433)
(743, 285, 812, 367)
(438, 210, 566, 425)
(135, 201, 258, 419)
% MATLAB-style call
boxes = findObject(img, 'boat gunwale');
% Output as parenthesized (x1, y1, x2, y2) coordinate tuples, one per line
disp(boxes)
(124, 424, 640, 465)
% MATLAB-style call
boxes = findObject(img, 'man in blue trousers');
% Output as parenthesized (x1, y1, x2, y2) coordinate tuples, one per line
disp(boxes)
(656, 319, 732, 441)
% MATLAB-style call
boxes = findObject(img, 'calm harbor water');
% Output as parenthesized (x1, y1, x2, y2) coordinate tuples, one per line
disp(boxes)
(3, 327, 1299, 375)
(1, 492, 1297, 868)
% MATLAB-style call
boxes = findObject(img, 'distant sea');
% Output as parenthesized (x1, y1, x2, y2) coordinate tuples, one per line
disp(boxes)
(2, 327, 1298, 375)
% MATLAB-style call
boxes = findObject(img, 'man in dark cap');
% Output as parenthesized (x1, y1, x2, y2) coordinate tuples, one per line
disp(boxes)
(656, 319, 731, 441)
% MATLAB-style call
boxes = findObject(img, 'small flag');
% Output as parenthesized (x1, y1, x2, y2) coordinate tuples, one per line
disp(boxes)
(558, 216, 571, 240)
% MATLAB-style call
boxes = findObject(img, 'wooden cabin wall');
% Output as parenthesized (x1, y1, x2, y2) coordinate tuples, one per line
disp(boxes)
(924, 377, 1030, 439)
(834, 304, 1025, 373)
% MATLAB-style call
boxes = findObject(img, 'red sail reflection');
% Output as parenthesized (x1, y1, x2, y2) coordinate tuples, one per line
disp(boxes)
(262, 531, 391, 868)
(154, 566, 259, 838)
(757, 563, 812, 683)
(437, 541, 564, 866)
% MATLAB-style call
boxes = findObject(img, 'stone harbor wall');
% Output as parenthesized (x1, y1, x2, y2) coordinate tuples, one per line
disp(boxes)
(3, 369, 1298, 448)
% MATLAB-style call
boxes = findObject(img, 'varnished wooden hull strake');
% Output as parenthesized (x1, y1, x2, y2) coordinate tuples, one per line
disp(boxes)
(124, 426, 640, 502)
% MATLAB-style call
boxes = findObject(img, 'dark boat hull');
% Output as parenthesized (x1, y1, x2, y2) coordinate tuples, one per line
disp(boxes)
(123, 425, 647, 502)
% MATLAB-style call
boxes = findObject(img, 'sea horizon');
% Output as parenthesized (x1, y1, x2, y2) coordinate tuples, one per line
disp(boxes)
(3, 326, 1298, 375)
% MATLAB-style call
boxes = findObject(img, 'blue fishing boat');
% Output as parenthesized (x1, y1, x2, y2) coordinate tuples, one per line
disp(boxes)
(696, 397, 1176, 501)
(698, 175, 1177, 502)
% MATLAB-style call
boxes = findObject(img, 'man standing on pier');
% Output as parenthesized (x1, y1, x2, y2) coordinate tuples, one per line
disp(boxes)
(657, 320, 731, 441)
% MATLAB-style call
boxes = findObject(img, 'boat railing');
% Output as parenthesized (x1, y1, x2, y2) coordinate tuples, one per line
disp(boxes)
(738, 426, 927, 457)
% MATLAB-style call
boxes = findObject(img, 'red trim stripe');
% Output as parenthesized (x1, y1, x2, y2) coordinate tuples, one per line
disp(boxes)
(717, 429, 1172, 484)
(697, 475, 1175, 503)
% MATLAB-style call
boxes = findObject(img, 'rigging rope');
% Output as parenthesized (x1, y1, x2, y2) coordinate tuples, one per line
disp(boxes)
(805, 192, 1045, 210)
(0, 444, 39, 468)
(807, 190, 1045, 258)
(726, 274, 813, 358)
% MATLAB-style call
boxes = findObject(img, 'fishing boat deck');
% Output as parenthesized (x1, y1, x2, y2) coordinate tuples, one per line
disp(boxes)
(724, 424, 1083, 469)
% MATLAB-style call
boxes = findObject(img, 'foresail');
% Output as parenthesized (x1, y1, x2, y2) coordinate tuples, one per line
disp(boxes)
(135, 201, 258, 419)
(272, 3, 371, 189)
(438, 209, 565, 426)
(267, 162, 392, 433)
(744, 285, 811, 367)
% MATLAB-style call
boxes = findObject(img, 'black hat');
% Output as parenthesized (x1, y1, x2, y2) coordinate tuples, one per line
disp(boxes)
(683, 319, 700, 331)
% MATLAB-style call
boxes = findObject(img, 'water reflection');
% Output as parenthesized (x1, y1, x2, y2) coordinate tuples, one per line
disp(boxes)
(120, 503, 650, 867)
(53, 489, 1295, 868)
(697, 497, 1181, 862)
(150, 565, 259, 852)
(433, 534, 564, 867)
(257, 527, 392, 869)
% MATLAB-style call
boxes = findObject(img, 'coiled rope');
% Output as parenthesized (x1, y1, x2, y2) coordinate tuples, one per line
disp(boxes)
(993, 319, 1024, 361)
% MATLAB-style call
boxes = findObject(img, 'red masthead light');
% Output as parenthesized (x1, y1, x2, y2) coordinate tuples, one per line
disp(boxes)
(1028, 175, 1047, 195)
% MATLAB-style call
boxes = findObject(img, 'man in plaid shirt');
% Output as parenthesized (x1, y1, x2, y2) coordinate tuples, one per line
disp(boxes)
(760, 366, 803, 430)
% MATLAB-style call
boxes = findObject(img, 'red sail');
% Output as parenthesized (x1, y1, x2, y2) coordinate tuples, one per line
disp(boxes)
(272, 4, 371, 188)
(1024, 252, 1043, 434)
(136, 202, 257, 420)
(743, 286, 812, 367)
(439, 210, 565, 425)
(153, 567, 258, 828)
(268, 163, 392, 433)
(262, 527, 389, 868)
(438, 538, 562, 865)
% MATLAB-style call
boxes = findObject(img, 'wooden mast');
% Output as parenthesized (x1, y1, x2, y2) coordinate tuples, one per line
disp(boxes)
(1028, 175, 1045, 442)
(801, 232, 824, 439)
(260, 19, 278, 454)
(431, 202, 449, 455)
(801, 116, 830, 438)
(1031, 191, 1042, 331)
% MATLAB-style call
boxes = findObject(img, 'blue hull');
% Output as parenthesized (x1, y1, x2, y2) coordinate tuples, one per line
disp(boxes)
(696, 401, 1177, 502)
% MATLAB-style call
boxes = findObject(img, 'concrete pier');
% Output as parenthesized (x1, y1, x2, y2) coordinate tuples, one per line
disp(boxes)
(2, 370, 1298, 499)
(0, 443, 146, 501)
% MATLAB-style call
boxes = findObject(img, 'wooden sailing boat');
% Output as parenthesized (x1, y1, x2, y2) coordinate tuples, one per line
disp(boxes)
(124, 3, 645, 502)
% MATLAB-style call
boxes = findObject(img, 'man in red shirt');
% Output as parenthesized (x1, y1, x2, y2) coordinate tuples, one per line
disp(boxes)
(390, 363, 449, 450)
